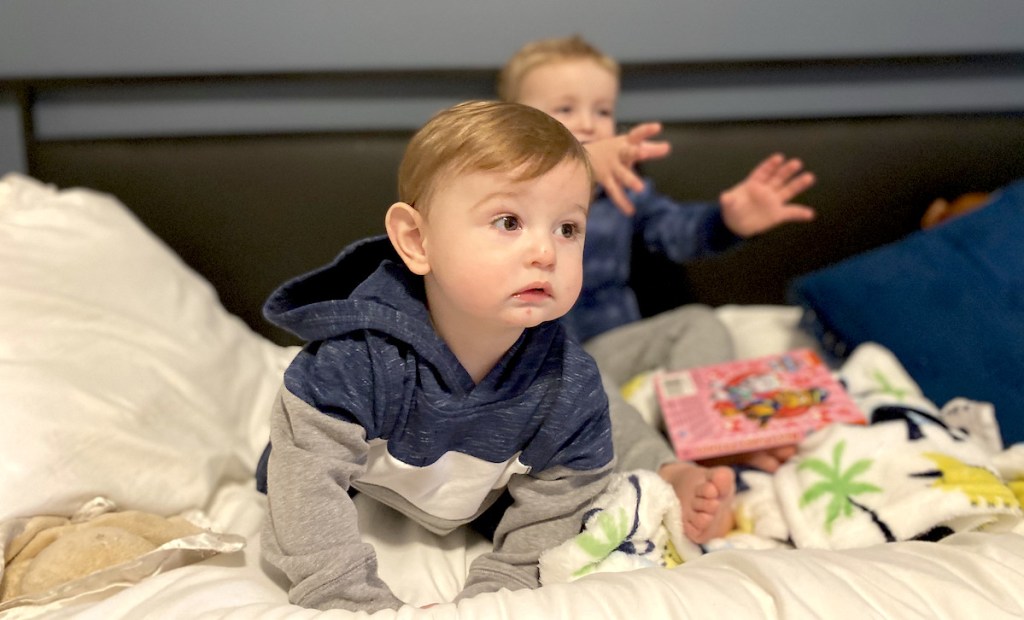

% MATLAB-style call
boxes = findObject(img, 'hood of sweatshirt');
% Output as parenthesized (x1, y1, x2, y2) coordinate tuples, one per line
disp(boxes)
(263, 235, 543, 393)
(263, 235, 433, 341)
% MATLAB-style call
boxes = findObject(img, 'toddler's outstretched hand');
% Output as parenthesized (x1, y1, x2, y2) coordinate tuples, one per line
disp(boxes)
(720, 153, 816, 237)
(585, 122, 671, 216)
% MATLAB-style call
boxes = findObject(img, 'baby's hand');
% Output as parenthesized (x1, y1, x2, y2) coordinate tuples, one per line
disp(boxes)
(585, 122, 671, 216)
(720, 153, 816, 237)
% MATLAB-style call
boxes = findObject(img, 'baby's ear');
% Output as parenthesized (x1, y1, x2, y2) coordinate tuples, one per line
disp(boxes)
(385, 202, 430, 275)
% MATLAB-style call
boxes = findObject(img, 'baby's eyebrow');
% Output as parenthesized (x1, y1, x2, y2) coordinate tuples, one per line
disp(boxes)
(469, 190, 518, 211)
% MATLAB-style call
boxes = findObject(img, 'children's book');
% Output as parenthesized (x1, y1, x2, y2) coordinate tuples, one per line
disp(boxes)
(654, 348, 865, 461)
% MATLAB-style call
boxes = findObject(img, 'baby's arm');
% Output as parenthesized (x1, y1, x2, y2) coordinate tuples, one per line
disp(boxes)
(459, 368, 615, 600)
(458, 464, 613, 600)
(585, 122, 671, 216)
(262, 388, 403, 612)
(719, 153, 816, 237)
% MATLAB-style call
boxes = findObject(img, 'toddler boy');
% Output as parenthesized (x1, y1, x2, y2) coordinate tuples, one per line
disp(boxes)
(500, 35, 817, 343)
(501, 35, 806, 541)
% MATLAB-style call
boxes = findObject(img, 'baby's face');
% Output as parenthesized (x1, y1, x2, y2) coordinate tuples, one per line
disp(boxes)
(516, 59, 618, 144)
(417, 159, 591, 337)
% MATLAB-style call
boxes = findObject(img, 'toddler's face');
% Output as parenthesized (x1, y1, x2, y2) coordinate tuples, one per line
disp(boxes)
(515, 59, 618, 144)
(417, 159, 591, 336)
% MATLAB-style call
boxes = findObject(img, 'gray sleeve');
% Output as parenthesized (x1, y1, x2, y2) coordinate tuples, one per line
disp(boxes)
(261, 388, 404, 613)
(584, 304, 736, 472)
(457, 462, 614, 601)
(603, 370, 677, 472)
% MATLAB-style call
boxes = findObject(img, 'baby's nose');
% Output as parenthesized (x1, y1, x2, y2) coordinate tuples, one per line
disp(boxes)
(528, 234, 555, 267)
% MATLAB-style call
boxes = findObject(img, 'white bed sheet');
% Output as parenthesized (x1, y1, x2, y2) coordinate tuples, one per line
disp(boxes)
(39, 481, 1024, 620)
(38, 305, 1024, 620)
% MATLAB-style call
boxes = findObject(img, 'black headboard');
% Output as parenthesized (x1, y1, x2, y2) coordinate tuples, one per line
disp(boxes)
(31, 112, 1024, 345)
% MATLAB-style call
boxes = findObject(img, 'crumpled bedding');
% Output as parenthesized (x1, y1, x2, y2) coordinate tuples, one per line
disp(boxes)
(11, 338, 1024, 619)
(737, 342, 1021, 551)
(0, 497, 245, 615)
(548, 341, 1023, 583)
(5, 172, 1024, 619)
(539, 469, 695, 584)
(789, 177, 1024, 446)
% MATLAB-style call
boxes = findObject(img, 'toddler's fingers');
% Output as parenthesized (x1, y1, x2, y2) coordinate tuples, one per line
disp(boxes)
(781, 171, 816, 201)
(749, 152, 786, 181)
(604, 181, 635, 216)
(627, 121, 664, 143)
(635, 140, 672, 162)
(779, 204, 816, 223)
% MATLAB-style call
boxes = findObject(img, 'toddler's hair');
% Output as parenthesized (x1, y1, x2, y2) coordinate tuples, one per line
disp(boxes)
(498, 35, 619, 103)
(398, 100, 592, 211)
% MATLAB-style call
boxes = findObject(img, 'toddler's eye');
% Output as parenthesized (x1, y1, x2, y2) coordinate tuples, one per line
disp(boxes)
(558, 222, 580, 239)
(493, 215, 521, 232)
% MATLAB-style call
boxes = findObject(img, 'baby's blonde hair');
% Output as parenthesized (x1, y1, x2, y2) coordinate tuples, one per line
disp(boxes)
(497, 35, 620, 103)
(398, 100, 593, 212)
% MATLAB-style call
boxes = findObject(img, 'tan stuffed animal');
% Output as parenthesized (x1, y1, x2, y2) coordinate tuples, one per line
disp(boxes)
(921, 192, 990, 229)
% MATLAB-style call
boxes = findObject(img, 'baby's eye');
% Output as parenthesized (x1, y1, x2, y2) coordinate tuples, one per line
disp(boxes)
(598, 108, 614, 118)
(554, 105, 573, 116)
(493, 215, 521, 232)
(558, 222, 581, 239)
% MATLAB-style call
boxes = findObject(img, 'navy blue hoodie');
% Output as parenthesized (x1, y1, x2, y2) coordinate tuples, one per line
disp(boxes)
(257, 236, 614, 612)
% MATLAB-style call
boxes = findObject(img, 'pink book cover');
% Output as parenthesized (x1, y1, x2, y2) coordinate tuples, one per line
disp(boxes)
(654, 348, 866, 461)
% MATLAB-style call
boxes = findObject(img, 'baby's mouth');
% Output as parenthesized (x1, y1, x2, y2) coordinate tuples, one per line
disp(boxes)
(514, 283, 552, 299)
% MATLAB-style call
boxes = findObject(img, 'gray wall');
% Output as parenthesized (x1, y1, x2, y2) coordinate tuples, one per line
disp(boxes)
(3, 1, 1024, 75)
(2, 1, 1024, 173)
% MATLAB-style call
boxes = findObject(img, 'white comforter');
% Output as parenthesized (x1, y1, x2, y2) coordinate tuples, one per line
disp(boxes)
(39, 482, 1024, 619)
(37, 310, 1024, 620)
(3, 176, 1023, 620)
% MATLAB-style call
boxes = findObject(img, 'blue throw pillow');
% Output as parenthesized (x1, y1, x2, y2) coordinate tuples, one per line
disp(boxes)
(789, 178, 1024, 447)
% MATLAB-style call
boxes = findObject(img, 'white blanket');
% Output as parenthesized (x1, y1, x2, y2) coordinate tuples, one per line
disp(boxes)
(539, 470, 697, 584)
(541, 343, 1024, 582)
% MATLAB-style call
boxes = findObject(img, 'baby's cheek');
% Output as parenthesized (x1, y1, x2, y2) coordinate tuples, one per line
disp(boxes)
(563, 269, 584, 307)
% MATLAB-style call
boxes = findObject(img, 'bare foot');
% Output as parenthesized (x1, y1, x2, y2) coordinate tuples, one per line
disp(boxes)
(658, 461, 736, 544)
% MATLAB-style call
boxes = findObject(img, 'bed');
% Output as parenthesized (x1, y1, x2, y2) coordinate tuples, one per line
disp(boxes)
(3, 107, 1024, 618)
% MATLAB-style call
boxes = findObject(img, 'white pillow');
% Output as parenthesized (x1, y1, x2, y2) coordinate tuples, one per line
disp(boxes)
(0, 173, 295, 522)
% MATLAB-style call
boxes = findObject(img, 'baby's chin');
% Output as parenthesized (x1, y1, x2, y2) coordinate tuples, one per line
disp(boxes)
(507, 311, 563, 330)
